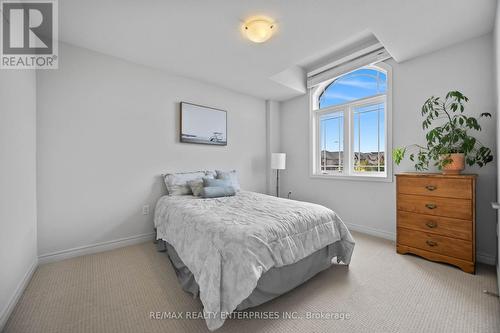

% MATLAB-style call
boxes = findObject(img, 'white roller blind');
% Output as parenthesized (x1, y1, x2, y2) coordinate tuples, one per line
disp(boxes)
(307, 46, 391, 89)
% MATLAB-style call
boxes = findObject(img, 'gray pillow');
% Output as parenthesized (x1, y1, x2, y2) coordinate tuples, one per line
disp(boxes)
(201, 186, 236, 198)
(188, 179, 204, 196)
(188, 174, 215, 196)
(203, 177, 231, 188)
(215, 170, 241, 191)
(164, 171, 206, 195)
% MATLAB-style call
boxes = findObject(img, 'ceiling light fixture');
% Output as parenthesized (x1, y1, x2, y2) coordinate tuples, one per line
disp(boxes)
(242, 17, 276, 43)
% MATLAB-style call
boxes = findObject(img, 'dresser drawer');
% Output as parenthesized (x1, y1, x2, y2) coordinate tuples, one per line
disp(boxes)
(397, 176, 472, 199)
(397, 211, 472, 241)
(397, 194, 472, 220)
(397, 227, 473, 261)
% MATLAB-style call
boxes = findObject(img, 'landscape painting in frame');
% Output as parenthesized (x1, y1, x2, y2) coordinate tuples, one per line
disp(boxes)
(180, 102, 227, 146)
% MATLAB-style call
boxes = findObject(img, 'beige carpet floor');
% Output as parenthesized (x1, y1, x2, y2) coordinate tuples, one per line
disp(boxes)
(4, 231, 499, 333)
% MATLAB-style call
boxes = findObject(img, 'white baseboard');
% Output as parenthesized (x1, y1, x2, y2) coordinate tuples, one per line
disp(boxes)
(0, 259, 38, 331)
(345, 222, 497, 266)
(477, 251, 496, 266)
(345, 222, 396, 241)
(38, 232, 155, 265)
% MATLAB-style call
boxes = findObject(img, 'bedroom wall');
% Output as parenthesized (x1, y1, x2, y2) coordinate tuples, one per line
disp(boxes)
(266, 100, 282, 195)
(493, 0, 500, 288)
(279, 33, 498, 263)
(36, 43, 267, 258)
(0, 71, 37, 328)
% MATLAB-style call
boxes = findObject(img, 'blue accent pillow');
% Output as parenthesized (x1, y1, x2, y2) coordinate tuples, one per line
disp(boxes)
(203, 177, 231, 188)
(201, 186, 236, 198)
(215, 170, 241, 191)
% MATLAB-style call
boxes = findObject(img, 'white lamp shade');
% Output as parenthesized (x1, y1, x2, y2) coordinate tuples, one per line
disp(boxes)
(271, 153, 286, 170)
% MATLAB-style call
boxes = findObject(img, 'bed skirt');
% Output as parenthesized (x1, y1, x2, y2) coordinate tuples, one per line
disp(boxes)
(163, 241, 341, 310)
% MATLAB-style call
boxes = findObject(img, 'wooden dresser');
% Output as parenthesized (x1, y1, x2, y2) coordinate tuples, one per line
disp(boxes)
(396, 173, 476, 273)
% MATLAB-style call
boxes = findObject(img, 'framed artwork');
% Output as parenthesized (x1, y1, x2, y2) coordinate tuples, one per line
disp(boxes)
(180, 102, 227, 146)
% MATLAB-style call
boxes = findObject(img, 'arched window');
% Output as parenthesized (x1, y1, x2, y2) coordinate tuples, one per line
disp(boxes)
(311, 64, 391, 180)
(318, 68, 387, 109)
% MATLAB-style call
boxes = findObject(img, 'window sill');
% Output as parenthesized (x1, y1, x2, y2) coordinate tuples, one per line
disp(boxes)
(310, 173, 393, 183)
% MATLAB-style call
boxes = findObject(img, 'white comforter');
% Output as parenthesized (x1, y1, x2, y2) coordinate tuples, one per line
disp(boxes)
(154, 191, 355, 330)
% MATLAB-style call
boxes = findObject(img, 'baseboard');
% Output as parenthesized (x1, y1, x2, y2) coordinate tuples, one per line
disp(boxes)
(0, 259, 38, 331)
(476, 251, 496, 266)
(345, 222, 497, 266)
(345, 222, 396, 241)
(38, 232, 155, 265)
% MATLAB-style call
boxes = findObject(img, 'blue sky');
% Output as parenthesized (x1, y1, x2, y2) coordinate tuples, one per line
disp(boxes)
(319, 68, 386, 153)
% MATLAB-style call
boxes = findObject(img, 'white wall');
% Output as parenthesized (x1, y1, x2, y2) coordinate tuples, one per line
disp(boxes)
(493, 0, 499, 289)
(37, 43, 267, 257)
(280, 33, 498, 262)
(266, 100, 281, 195)
(0, 71, 38, 328)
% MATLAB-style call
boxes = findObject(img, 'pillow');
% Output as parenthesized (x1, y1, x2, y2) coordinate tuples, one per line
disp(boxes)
(215, 170, 241, 191)
(203, 177, 231, 188)
(201, 186, 236, 198)
(187, 179, 204, 196)
(188, 174, 215, 196)
(163, 171, 206, 195)
(205, 170, 217, 178)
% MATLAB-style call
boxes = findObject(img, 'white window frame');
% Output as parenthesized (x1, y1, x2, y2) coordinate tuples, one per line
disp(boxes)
(309, 63, 393, 182)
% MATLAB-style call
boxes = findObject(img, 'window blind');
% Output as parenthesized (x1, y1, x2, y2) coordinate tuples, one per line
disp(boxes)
(306, 46, 391, 89)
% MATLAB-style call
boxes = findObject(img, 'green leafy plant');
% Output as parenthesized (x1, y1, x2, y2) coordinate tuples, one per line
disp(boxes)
(393, 91, 493, 171)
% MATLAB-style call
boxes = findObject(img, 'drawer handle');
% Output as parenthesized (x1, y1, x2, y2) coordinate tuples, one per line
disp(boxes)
(426, 240, 438, 247)
(425, 222, 437, 228)
(425, 185, 437, 191)
(425, 203, 437, 209)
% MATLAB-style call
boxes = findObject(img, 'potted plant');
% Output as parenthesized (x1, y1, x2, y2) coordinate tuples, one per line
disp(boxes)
(393, 91, 493, 174)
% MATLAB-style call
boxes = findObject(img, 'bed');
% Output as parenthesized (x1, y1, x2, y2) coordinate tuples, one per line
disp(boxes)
(154, 190, 355, 330)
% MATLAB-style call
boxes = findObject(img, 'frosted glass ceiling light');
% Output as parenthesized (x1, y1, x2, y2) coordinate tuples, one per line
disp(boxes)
(243, 18, 276, 43)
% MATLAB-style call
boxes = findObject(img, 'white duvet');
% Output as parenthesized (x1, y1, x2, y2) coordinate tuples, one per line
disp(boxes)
(154, 191, 355, 330)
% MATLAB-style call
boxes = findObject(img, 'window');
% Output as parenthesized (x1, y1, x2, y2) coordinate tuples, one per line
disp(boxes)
(311, 64, 392, 180)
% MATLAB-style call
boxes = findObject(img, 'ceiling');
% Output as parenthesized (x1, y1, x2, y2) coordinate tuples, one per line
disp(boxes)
(59, 0, 496, 101)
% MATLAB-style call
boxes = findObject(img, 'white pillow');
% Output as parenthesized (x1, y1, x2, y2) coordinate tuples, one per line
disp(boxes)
(164, 171, 206, 195)
(188, 174, 214, 197)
